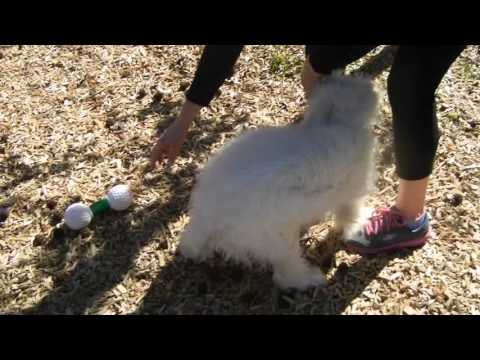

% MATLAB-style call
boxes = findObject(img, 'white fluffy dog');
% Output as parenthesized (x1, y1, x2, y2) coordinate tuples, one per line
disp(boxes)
(178, 73, 379, 290)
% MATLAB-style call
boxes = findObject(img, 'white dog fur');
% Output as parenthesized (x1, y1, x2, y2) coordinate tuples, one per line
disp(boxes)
(178, 73, 379, 290)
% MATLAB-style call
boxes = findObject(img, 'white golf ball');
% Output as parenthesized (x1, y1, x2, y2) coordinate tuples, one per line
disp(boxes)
(106, 184, 133, 211)
(64, 203, 93, 230)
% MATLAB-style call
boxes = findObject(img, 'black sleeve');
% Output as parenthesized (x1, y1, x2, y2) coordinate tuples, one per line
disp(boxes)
(185, 45, 244, 107)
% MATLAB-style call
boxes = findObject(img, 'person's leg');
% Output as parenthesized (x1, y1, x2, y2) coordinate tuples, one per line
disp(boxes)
(345, 46, 467, 255)
(301, 58, 323, 99)
(302, 45, 377, 98)
(389, 46, 467, 218)
(395, 178, 429, 219)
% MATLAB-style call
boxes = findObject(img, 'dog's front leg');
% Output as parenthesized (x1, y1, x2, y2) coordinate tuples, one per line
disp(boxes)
(334, 199, 365, 235)
(335, 199, 374, 243)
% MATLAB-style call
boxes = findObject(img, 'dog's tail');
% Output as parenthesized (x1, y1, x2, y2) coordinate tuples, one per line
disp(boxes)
(303, 72, 379, 128)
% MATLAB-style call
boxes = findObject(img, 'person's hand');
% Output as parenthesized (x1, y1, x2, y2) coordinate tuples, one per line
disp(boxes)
(149, 99, 201, 168)
(150, 121, 189, 168)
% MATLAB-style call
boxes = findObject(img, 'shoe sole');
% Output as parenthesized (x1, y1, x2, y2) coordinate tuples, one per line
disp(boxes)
(346, 231, 431, 255)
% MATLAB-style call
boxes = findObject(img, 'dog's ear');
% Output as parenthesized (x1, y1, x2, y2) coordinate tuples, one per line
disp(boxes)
(303, 75, 378, 128)
(302, 84, 335, 125)
(331, 75, 379, 126)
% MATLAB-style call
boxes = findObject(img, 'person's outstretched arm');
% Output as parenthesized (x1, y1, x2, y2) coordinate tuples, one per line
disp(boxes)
(150, 45, 244, 168)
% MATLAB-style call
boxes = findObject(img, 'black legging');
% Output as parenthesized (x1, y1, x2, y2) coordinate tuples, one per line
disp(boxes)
(186, 45, 467, 181)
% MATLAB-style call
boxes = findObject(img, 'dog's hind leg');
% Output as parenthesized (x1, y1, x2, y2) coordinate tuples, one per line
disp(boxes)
(271, 229, 327, 291)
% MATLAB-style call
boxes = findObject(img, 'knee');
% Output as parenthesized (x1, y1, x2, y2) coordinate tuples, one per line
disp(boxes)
(387, 68, 438, 139)
(387, 67, 418, 111)
(387, 62, 437, 115)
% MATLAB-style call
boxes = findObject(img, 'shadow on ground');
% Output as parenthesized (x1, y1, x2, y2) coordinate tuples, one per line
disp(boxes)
(23, 96, 249, 315)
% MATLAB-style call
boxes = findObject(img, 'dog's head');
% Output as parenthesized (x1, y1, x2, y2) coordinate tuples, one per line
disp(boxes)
(303, 72, 379, 129)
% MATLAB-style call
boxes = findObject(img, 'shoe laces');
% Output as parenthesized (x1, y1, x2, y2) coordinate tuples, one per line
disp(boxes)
(364, 207, 405, 237)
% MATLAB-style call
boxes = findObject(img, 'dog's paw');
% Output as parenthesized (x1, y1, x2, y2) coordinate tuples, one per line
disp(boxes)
(304, 268, 329, 289)
(342, 223, 366, 244)
(178, 241, 209, 262)
(274, 267, 328, 291)
(339, 206, 374, 243)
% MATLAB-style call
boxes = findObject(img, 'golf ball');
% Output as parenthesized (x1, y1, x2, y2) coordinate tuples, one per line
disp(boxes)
(106, 184, 133, 211)
(64, 202, 93, 230)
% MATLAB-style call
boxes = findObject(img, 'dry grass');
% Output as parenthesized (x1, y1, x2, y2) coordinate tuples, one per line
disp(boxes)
(0, 45, 479, 315)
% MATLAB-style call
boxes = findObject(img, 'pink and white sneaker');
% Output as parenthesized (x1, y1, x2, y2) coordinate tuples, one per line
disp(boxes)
(344, 207, 431, 255)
